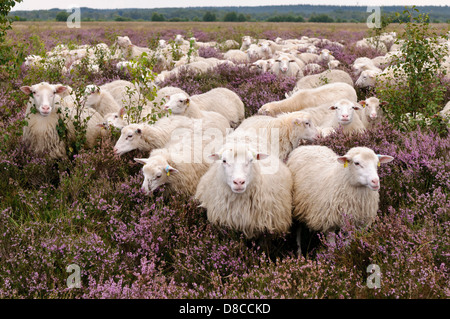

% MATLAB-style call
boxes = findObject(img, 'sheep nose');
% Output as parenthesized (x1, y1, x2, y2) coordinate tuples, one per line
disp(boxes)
(42, 105, 50, 111)
(163, 105, 169, 110)
(370, 113, 377, 118)
(341, 114, 349, 119)
(371, 178, 379, 186)
(233, 178, 245, 186)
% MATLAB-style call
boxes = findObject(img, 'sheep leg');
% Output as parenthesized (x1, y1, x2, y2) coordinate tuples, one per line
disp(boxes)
(296, 226, 302, 256)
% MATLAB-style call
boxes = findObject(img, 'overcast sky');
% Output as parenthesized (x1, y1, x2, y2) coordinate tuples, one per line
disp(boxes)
(12, 0, 450, 11)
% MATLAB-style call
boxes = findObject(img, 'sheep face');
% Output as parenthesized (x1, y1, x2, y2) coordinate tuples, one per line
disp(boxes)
(274, 56, 295, 74)
(355, 70, 379, 88)
(359, 97, 384, 120)
(329, 99, 361, 125)
(210, 145, 268, 194)
(104, 108, 126, 130)
(163, 93, 189, 114)
(337, 147, 394, 191)
(135, 156, 179, 193)
(241, 36, 253, 48)
(116, 36, 132, 48)
(82, 85, 101, 108)
(20, 82, 67, 117)
(258, 41, 271, 54)
(291, 114, 320, 144)
(114, 124, 143, 155)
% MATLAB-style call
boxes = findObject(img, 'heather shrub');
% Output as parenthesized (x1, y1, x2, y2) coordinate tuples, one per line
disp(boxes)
(0, 21, 448, 300)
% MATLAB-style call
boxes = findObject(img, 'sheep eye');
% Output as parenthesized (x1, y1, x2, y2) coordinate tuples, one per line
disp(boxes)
(354, 162, 360, 166)
(114, 115, 119, 118)
(127, 135, 133, 139)
(156, 173, 162, 178)
(222, 159, 227, 164)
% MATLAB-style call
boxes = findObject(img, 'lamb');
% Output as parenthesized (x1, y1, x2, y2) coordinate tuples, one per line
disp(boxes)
(184, 88, 245, 128)
(234, 111, 319, 160)
(251, 59, 274, 73)
(357, 97, 386, 128)
(258, 82, 357, 116)
(162, 92, 231, 134)
(292, 69, 354, 91)
(83, 85, 121, 117)
(286, 145, 394, 253)
(270, 55, 304, 78)
(195, 141, 293, 239)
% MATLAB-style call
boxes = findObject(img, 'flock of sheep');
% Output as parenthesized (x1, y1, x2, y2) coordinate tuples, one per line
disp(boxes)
(20, 32, 450, 253)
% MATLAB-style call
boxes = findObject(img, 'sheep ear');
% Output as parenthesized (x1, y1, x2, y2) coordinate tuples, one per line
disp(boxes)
(20, 86, 33, 95)
(358, 100, 366, 106)
(352, 104, 361, 110)
(255, 153, 269, 160)
(54, 85, 67, 95)
(119, 107, 126, 118)
(165, 165, 178, 174)
(134, 158, 149, 165)
(97, 123, 107, 129)
(337, 156, 350, 167)
(135, 128, 142, 134)
(208, 153, 221, 161)
(380, 101, 388, 106)
(377, 154, 394, 164)
(329, 105, 338, 110)
(292, 118, 308, 126)
(185, 98, 190, 106)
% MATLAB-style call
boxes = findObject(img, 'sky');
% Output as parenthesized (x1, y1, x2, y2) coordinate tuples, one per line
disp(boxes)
(12, 0, 450, 11)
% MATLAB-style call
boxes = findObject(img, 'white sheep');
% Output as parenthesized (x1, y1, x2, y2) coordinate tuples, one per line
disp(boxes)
(162, 92, 230, 134)
(195, 141, 293, 239)
(113, 116, 196, 156)
(99, 80, 141, 109)
(352, 57, 382, 76)
(286, 145, 394, 253)
(251, 59, 275, 73)
(20, 82, 72, 159)
(355, 66, 402, 88)
(292, 69, 354, 91)
(82, 85, 121, 117)
(20, 82, 105, 159)
(234, 111, 319, 160)
(297, 52, 319, 64)
(102, 86, 186, 130)
(258, 82, 357, 117)
(186, 88, 245, 128)
(114, 114, 227, 156)
(270, 54, 303, 78)
(134, 133, 221, 197)
(328, 60, 341, 69)
(357, 97, 386, 128)
(299, 99, 365, 137)
(223, 49, 250, 64)
(302, 63, 324, 74)
(240, 36, 255, 51)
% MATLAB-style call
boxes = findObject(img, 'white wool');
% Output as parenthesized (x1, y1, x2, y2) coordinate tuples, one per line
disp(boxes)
(258, 82, 357, 116)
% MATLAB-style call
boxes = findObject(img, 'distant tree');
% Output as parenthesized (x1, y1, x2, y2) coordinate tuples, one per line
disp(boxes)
(151, 12, 166, 22)
(203, 11, 216, 22)
(309, 14, 334, 23)
(55, 11, 69, 22)
(237, 13, 246, 22)
(223, 11, 238, 22)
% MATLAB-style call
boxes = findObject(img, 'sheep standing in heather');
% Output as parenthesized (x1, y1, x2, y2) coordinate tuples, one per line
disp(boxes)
(286, 145, 394, 254)
(258, 82, 357, 117)
(195, 142, 293, 239)
(20, 82, 72, 159)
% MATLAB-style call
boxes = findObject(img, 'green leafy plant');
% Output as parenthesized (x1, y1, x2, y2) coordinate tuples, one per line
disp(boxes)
(376, 6, 449, 134)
